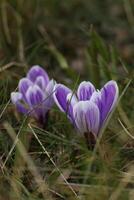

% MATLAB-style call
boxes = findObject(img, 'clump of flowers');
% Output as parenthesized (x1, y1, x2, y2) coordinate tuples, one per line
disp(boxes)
(54, 80, 119, 147)
(11, 65, 55, 124)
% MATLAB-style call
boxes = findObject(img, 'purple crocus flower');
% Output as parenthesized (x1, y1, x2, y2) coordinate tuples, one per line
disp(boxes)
(11, 65, 55, 124)
(54, 80, 119, 147)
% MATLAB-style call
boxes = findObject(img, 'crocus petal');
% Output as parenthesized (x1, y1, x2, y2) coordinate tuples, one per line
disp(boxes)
(91, 80, 119, 127)
(77, 81, 95, 101)
(53, 84, 72, 113)
(66, 92, 78, 122)
(73, 101, 100, 135)
(27, 65, 49, 86)
(11, 92, 28, 114)
(44, 79, 56, 108)
(11, 92, 22, 104)
(46, 79, 56, 96)
(26, 85, 44, 119)
(18, 78, 33, 101)
(35, 76, 47, 90)
(100, 80, 119, 121)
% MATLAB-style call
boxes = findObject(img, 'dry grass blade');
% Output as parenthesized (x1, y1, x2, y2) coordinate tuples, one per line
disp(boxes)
(28, 123, 80, 200)
(118, 118, 134, 140)
(117, 103, 133, 135)
(0, 99, 11, 120)
(108, 165, 134, 200)
(2, 135, 18, 169)
(0, 87, 18, 120)
(0, 62, 26, 73)
(3, 122, 53, 200)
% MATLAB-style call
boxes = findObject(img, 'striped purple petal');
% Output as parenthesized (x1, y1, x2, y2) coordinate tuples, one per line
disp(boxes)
(35, 76, 47, 90)
(27, 65, 49, 86)
(11, 92, 28, 114)
(44, 79, 56, 109)
(18, 78, 33, 102)
(25, 85, 44, 119)
(53, 84, 72, 113)
(46, 79, 55, 96)
(91, 80, 119, 127)
(11, 66, 55, 123)
(66, 92, 78, 122)
(73, 101, 100, 135)
(77, 81, 95, 101)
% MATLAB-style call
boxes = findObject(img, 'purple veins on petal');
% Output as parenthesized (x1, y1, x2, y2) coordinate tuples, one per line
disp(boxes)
(100, 80, 118, 121)
(11, 92, 28, 114)
(91, 80, 119, 127)
(27, 65, 49, 86)
(46, 79, 55, 96)
(73, 101, 100, 135)
(18, 78, 33, 101)
(11, 65, 55, 123)
(53, 84, 72, 113)
(44, 79, 56, 108)
(66, 92, 78, 122)
(77, 81, 95, 101)
(26, 85, 44, 118)
(35, 76, 47, 90)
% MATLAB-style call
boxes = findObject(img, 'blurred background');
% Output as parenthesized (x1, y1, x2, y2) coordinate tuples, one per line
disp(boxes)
(0, 0, 134, 72)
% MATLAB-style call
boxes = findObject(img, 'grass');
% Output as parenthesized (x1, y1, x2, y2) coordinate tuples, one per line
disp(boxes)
(0, 0, 134, 200)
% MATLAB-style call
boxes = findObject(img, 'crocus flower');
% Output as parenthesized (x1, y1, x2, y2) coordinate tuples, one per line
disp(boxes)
(11, 65, 55, 124)
(54, 80, 119, 147)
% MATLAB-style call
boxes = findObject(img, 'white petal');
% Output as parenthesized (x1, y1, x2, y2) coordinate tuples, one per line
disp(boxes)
(73, 101, 100, 135)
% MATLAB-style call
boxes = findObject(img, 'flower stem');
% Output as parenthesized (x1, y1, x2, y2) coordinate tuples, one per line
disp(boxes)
(84, 132, 96, 150)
